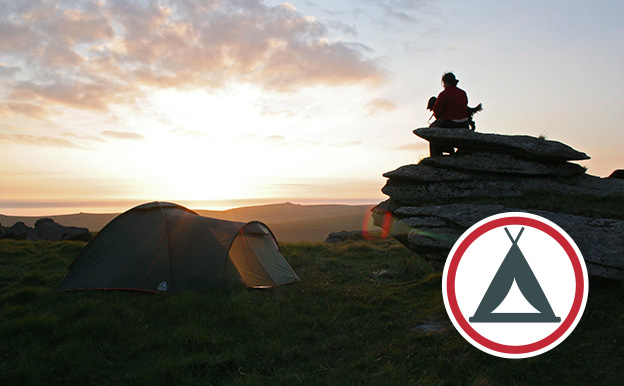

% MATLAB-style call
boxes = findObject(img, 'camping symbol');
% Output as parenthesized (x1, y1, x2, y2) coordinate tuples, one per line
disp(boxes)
(469, 227, 561, 323)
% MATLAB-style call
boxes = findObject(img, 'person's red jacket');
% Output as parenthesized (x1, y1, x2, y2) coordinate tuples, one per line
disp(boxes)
(433, 86, 468, 120)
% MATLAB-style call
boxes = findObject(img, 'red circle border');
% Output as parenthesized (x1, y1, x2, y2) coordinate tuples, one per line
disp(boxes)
(446, 216, 586, 355)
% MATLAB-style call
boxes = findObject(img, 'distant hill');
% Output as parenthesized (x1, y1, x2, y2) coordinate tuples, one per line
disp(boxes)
(0, 212, 118, 234)
(0, 203, 376, 243)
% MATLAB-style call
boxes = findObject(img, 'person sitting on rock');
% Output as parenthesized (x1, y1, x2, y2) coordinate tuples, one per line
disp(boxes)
(427, 72, 470, 155)
(430, 72, 470, 128)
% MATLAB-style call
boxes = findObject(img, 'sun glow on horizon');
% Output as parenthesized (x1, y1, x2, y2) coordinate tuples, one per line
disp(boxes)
(111, 86, 348, 202)
(112, 84, 392, 203)
(116, 88, 274, 200)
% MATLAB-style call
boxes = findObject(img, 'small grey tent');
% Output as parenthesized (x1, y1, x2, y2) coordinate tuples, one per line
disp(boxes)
(58, 202, 299, 293)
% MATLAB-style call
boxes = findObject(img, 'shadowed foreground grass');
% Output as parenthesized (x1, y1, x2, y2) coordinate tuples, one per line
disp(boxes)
(1, 238, 623, 385)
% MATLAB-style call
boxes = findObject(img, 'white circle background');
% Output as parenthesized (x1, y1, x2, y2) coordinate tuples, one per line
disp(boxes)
(443, 212, 589, 359)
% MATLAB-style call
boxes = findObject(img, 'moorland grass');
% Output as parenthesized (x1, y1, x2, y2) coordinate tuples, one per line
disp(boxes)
(0, 238, 623, 385)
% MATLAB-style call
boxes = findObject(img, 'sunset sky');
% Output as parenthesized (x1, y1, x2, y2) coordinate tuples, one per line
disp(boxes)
(2, 0, 623, 215)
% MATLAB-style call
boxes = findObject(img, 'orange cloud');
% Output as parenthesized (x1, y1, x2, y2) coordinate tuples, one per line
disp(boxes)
(365, 98, 398, 115)
(0, 132, 83, 149)
(0, 1, 385, 118)
(101, 130, 144, 140)
(0, 102, 48, 119)
(12, 79, 131, 111)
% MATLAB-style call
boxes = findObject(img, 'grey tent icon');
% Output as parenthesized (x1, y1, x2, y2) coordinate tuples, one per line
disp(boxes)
(469, 227, 561, 323)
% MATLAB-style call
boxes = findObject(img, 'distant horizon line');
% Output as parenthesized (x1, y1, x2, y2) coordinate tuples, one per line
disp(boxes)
(0, 197, 382, 217)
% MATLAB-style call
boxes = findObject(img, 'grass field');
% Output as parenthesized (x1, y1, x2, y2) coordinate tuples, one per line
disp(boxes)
(1, 238, 623, 385)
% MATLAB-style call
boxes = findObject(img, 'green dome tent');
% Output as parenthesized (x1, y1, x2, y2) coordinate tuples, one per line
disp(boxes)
(58, 202, 300, 293)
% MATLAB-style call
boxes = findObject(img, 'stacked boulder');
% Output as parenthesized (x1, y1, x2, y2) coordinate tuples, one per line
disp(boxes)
(0, 218, 92, 242)
(373, 128, 624, 280)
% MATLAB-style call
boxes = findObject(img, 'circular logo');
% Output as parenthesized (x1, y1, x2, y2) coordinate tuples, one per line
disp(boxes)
(442, 212, 588, 359)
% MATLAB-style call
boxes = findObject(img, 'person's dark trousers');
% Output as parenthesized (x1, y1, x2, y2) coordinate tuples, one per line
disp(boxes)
(428, 120, 470, 156)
